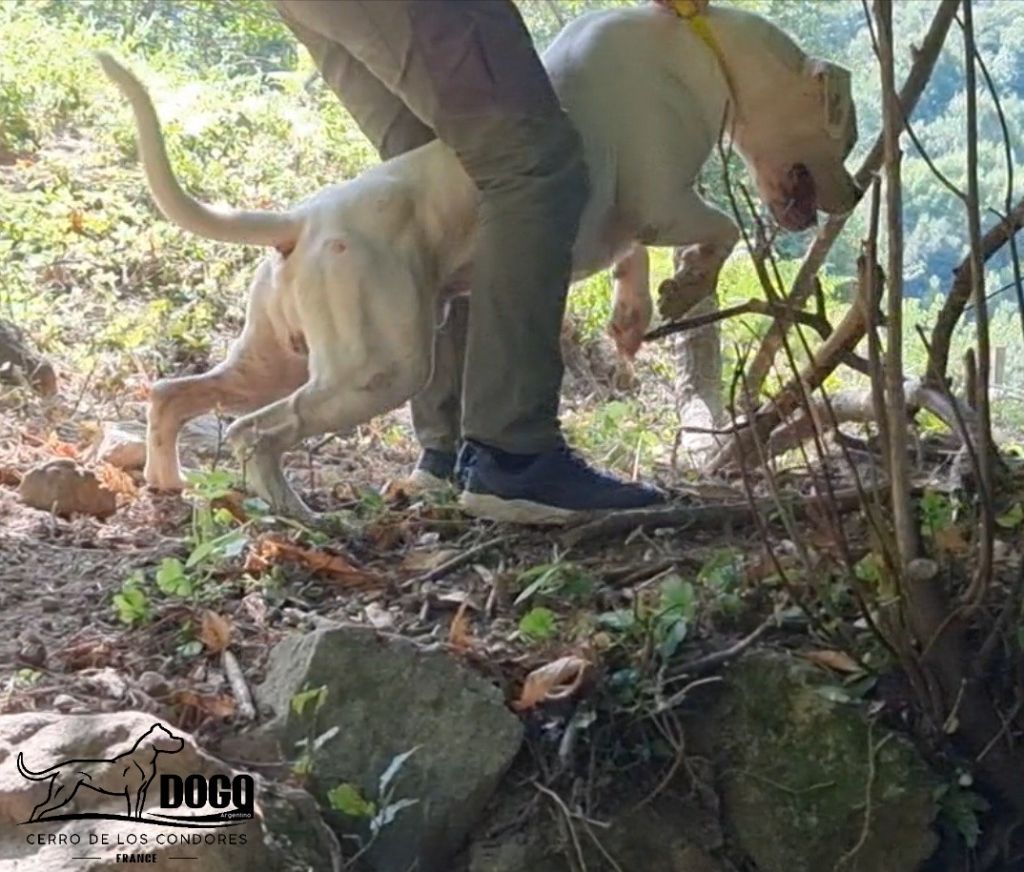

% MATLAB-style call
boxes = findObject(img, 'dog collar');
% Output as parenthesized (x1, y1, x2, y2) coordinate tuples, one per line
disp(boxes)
(668, 0, 738, 110)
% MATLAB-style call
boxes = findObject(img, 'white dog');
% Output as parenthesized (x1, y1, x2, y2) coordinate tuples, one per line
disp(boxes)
(97, 2, 858, 520)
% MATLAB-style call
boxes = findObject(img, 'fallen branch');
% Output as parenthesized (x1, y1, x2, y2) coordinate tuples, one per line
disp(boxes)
(743, 0, 959, 395)
(401, 536, 504, 589)
(763, 380, 976, 457)
(561, 485, 878, 547)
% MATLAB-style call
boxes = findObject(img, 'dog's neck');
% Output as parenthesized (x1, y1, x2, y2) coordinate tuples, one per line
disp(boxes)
(690, 8, 807, 140)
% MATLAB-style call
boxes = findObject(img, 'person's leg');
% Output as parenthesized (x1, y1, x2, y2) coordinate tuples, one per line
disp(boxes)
(274, 0, 661, 521)
(275, 2, 433, 159)
(276, 1, 467, 479)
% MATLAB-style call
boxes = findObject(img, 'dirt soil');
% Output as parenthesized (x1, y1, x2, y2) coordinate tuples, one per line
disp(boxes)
(0, 366, 775, 752)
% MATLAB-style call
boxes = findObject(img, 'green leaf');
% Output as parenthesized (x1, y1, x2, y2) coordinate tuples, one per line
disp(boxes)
(597, 609, 637, 632)
(996, 503, 1024, 529)
(659, 576, 696, 619)
(327, 782, 376, 818)
(656, 618, 689, 660)
(177, 639, 203, 658)
(112, 578, 151, 626)
(156, 557, 193, 597)
(514, 565, 559, 606)
(186, 540, 217, 568)
(939, 783, 989, 849)
(519, 607, 558, 641)
(290, 685, 327, 717)
(920, 488, 954, 535)
(697, 551, 741, 592)
(855, 552, 883, 584)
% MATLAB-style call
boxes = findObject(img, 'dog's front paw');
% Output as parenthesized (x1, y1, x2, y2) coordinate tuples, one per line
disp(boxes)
(143, 463, 186, 493)
(656, 270, 716, 321)
(657, 245, 724, 321)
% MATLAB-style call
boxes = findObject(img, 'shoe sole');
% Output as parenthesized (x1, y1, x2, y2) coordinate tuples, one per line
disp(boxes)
(459, 492, 580, 526)
(406, 469, 454, 493)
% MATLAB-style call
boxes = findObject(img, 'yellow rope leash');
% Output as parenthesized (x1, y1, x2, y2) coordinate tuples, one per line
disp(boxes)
(668, 0, 737, 106)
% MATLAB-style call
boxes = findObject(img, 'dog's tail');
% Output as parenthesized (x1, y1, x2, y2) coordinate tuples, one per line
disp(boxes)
(16, 752, 52, 781)
(94, 51, 299, 250)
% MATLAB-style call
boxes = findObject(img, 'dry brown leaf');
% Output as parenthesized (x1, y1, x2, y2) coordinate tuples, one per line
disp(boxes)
(448, 601, 474, 652)
(172, 689, 236, 719)
(803, 649, 861, 674)
(364, 520, 408, 550)
(253, 535, 378, 585)
(97, 462, 139, 498)
(57, 639, 116, 671)
(69, 209, 85, 234)
(44, 432, 78, 459)
(513, 656, 591, 711)
(401, 549, 460, 572)
(200, 610, 233, 653)
(381, 477, 416, 502)
(934, 524, 969, 555)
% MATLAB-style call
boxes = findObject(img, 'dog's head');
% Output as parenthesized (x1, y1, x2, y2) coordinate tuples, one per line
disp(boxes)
(144, 724, 185, 755)
(713, 7, 860, 230)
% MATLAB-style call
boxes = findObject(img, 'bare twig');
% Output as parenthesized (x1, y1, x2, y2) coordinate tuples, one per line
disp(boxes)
(221, 649, 256, 721)
(644, 297, 832, 343)
(561, 485, 882, 547)
(876, 0, 917, 565)
(960, 0, 995, 606)
(834, 726, 894, 871)
(401, 536, 504, 589)
(666, 614, 778, 685)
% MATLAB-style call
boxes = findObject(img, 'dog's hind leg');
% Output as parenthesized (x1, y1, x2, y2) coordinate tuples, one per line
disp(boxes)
(146, 262, 308, 491)
(228, 358, 430, 518)
(226, 248, 433, 518)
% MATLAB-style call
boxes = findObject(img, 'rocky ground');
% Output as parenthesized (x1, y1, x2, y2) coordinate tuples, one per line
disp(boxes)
(0, 343, 1016, 871)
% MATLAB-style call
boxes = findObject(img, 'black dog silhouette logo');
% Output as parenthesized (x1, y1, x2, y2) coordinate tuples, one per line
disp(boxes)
(16, 722, 254, 826)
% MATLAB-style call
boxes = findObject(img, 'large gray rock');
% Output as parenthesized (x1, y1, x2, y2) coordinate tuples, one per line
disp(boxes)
(690, 652, 939, 872)
(257, 626, 523, 872)
(0, 711, 339, 872)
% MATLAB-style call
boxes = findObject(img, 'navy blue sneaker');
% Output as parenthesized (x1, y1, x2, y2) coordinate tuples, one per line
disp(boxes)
(408, 448, 457, 491)
(458, 439, 664, 525)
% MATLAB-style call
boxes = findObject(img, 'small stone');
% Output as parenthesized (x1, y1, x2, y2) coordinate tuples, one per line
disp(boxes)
(906, 558, 939, 583)
(18, 459, 116, 519)
(17, 634, 46, 668)
(52, 694, 77, 711)
(96, 423, 146, 470)
(138, 670, 170, 698)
